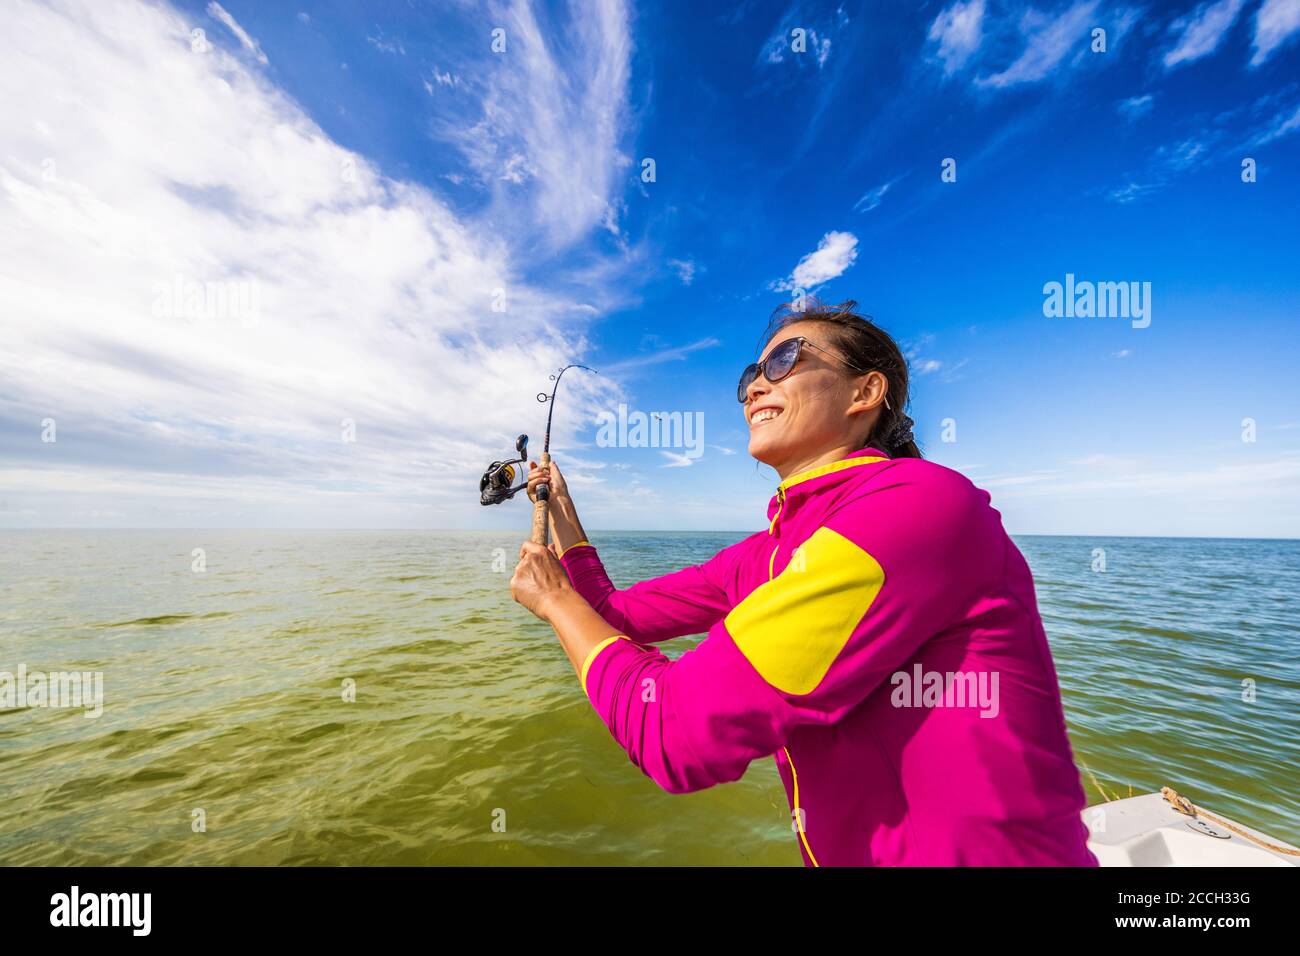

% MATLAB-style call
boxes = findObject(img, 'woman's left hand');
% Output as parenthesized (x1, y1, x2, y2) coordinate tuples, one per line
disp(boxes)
(510, 540, 571, 621)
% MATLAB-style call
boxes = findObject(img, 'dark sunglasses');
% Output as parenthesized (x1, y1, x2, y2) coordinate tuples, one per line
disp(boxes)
(737, 336, 866, 403)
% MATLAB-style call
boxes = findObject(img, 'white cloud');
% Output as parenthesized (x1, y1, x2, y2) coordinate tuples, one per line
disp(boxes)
(601, 337, 721, 374)
(428, 66, 461, 89)
(1251, 0, 1300, 65)
(206, 1, 267, 65)
(660, 450, 696, 468)
(1117, 93, 1153, 119)
(853, 177, 900, 213)
(985, 453, 1300, 504)
(499, 152, 536, 184)
(1163, 0, 1246, 69)
(0, 0, 631, 527)
(366, 33, 407, 56)
(819, 35, 833, 66)
(904, 335, 946, 377)
(1108, 180, 1162, 203)
(1108, 135, 1212, 202)
(666, 258, 697, 285)
(441, 0, 634, 251)
(977, 470, 1061, 489)
(1155, 138, 1207, 170)
(772, 231, 859, 292)
(1253, 102, 1300, 144)
(758, 23, 833, 71)
(928, 0, 986, 75)
(976, 0, 1099, 89)
(763, 35, 786, 65)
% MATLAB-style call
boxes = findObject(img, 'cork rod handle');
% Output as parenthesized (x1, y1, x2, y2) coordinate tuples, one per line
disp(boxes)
(529, 450, 550, 546)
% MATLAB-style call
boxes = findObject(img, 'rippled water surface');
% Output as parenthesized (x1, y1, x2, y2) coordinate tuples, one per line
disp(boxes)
(1, 530, 1296, 864)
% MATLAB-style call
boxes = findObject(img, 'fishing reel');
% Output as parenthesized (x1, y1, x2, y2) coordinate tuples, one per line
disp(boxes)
(479, 435, 531, 506)
(476, 363, 595, 522)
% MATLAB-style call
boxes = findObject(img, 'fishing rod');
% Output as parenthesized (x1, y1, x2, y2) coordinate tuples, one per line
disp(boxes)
(477, 364, 597, 546)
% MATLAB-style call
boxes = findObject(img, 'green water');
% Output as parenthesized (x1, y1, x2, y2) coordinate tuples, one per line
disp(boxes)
(1, 530, 1297, 865)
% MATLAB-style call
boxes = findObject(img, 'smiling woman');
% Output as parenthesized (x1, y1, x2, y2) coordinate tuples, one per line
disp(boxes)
(510, 297, 1097, 867)
(740, 298, 921, 465)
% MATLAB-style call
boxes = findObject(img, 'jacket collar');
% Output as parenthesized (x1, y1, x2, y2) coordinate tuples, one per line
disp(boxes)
(765, 447, 890, 532)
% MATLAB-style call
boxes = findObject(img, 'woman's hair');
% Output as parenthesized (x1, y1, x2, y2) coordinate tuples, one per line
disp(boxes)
(758, 296, 922, 459)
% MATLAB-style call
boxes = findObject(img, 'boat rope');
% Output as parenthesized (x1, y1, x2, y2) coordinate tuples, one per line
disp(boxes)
(1161, 786, 1300, 857)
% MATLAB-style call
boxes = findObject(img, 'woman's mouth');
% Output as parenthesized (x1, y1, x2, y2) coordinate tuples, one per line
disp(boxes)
(749, 406, 784, 427)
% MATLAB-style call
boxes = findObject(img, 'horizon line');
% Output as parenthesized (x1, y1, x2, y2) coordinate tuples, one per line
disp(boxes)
(1, 528, 1297, 543)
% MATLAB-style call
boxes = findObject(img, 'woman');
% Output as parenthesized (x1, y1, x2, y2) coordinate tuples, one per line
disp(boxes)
(509, 298, 1096, 866)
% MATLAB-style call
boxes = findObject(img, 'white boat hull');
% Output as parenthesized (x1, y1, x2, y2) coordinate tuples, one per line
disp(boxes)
(1083, 792, 1298, 866)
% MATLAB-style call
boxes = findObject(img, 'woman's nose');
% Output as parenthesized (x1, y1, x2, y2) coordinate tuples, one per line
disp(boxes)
(745, 376, 770, 405)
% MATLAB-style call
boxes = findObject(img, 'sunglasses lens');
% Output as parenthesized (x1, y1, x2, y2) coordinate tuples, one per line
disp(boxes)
(737, 364, 759, 402)
(739, 339, 804, 402)
(767, 339, 801, 380)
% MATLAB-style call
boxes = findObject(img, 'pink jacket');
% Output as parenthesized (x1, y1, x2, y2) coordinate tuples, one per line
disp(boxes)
(562, 447, 1097, 866)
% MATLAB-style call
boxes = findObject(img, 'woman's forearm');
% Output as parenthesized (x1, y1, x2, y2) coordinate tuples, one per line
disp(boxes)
(541, 588, 622, 679)
(548, 494, 590, 554)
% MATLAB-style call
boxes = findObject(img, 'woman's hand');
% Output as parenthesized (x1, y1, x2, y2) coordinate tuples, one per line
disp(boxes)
(510, 540, 573, 621)
(523, 457, 590, 557)
(526, 457, 570, 503)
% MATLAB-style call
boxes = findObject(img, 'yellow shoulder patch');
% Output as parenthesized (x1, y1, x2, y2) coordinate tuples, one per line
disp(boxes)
(724, 526, 884, 696)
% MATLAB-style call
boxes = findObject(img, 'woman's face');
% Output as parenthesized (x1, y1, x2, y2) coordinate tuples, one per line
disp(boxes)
(743, 323, 880, 469)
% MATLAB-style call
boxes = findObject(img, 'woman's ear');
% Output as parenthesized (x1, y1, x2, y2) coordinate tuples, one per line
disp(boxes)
(850, 370, 889, 412)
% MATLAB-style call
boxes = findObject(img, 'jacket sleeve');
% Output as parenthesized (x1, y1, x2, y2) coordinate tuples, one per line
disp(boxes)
(559, 536, 747, 644)
(580, 468, 993, 793)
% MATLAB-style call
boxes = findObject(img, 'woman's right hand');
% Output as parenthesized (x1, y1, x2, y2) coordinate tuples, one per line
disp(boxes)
(526, 458, 570, 503)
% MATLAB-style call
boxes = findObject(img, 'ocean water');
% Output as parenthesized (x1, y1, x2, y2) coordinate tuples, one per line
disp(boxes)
(0, 530, 1296, 865)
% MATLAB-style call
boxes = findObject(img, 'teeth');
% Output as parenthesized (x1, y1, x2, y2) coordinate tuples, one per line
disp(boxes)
(751, 408, 782, 424)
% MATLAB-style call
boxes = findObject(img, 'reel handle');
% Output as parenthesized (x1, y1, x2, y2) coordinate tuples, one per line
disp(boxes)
(529, 450, 551, 546)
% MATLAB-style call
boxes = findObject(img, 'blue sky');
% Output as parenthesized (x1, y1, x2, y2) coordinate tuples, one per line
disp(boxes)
(1, 0, 1298, 535)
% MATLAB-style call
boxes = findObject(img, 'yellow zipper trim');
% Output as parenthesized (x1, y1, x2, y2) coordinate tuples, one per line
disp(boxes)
(767, 537, 818, 866)
(768, 487, 785, 535)
(785, 746, 820, 867)
(778, 455, 888, 496)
